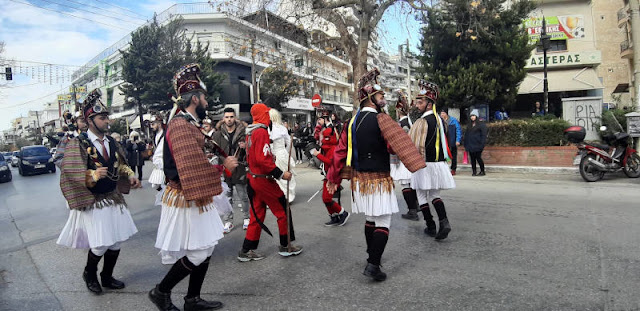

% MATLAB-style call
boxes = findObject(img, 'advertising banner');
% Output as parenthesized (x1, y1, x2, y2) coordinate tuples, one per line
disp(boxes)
(524, 15, 585, 42)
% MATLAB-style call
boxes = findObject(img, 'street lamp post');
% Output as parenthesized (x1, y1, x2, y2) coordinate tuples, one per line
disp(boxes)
(540, 16, 552, 114)
(256, 64, 272, 103)
(239, 80, 254, 105)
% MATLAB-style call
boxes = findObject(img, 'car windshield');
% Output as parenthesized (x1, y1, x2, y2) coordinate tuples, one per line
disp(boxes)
(13, 152, 18, 156)
(22, 148, 50, 157)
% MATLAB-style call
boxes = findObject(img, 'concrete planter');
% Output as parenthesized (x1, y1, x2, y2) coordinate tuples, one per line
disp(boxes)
(457, 146, 576, 167)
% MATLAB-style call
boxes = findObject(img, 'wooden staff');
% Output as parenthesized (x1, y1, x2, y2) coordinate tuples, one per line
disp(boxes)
(285, 133, 294, 252)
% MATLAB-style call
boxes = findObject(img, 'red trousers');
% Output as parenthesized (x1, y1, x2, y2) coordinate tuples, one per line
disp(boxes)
(243, 177, 295, 249)
(322, 179, 342, 215)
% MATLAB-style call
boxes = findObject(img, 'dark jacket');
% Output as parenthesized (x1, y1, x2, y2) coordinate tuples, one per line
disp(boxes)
(212, 120, 247, 184)
(463, 121, 488, 153)
(125, 139, 146, 166)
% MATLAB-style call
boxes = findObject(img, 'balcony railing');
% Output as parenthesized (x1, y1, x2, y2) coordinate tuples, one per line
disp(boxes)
(619, 8, 627, 22)
(621, 39, 632, 53)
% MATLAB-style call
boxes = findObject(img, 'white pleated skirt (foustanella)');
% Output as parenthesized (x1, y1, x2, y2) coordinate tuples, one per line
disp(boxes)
(350, 171, 399, 217)
(410, 161, 456, 191)
(155, 186, 225, 265)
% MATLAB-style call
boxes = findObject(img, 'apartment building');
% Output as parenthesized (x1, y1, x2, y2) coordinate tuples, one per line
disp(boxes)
(65, 3, 353, 127)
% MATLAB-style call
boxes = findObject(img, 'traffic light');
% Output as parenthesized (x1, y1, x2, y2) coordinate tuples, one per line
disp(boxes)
(5, 67, 12, 81)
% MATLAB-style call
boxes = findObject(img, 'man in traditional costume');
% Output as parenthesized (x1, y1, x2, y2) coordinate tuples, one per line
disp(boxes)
(149, 113, 166, 191)
(408, 81, 456, 240)
(148, 63, 237, 311)
(57, 89, 140, 295)
(237, 103, 302, 262)
(390, 91, 421, 221)
(310, 125, 349, 226)
(326, 69, 425, 281)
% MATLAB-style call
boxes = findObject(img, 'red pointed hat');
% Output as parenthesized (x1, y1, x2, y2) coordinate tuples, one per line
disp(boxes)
(251, 103, 271, 125)
(174, 63, 207, 96)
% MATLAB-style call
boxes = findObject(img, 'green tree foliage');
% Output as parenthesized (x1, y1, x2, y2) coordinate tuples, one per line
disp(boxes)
(259, 65, 300, 111)
(120, 17, 225, 112)
(108, 118, 128, 136)
(419, 0, 535, 111)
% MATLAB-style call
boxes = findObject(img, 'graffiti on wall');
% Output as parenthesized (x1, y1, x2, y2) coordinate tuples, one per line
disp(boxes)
(574, 102, 600, 131)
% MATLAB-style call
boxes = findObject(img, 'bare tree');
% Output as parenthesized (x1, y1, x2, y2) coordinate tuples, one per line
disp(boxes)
(280, 0, 430, 104)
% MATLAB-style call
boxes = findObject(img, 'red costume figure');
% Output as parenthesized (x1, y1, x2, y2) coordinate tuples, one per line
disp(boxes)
(314, 126, 349, 226)
(238, 103, 303, 261)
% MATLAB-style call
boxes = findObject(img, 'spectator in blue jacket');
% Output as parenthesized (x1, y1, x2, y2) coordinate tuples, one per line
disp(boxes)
(439, 106, 462, 175)
(494, 106, 509, 121)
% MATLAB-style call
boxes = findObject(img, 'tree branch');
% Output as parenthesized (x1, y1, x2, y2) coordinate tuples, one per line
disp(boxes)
(403, 0, 430, 11)
(312, 0, 360, 10)
(371, 0, 398, 29)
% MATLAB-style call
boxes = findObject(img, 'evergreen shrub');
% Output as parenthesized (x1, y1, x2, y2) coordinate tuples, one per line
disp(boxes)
(485, 118, 571, 146)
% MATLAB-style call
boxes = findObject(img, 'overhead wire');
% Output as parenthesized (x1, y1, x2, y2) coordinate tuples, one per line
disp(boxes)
(7, 0, 133, 31)
(93, 0, 148, 19)
(59, 0, 147, 22)
(0, 86, 68, 109)
(35, 0, 144, 26)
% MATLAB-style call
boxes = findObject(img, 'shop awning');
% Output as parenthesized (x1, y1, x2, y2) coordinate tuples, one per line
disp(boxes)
(335, 105, 354, 112)
(518, 67, 604, 95)
(129, 113, 152, 129)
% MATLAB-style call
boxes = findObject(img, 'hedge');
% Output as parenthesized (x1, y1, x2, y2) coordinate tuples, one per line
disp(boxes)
(484, 118, 571, 146)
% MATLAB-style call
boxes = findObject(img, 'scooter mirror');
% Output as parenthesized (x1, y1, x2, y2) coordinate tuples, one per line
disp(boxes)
(599, 126, 607, 132)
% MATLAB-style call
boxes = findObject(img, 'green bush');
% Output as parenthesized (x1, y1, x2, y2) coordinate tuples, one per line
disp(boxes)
(485, 118, 571, 146)
(600, 109, 627, 138)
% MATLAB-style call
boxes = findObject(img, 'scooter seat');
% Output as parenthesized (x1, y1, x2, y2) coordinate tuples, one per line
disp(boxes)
(586, 142, 610, 151)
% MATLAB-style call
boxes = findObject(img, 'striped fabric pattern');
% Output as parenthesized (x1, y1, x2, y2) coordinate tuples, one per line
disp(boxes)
(377, 113, 426, 173)
(60, 138, 95, 210)
(166, 117, 222, 207)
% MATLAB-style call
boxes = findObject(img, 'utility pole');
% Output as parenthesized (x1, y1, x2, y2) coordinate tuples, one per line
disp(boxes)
(629, 0, 640, 110)
(250, 36, 257, 104)
(541, 16, 551, 114)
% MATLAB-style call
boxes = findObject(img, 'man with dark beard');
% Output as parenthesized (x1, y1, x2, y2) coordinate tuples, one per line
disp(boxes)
(326, 69, 425, 281)
(149, 63, 237, 311)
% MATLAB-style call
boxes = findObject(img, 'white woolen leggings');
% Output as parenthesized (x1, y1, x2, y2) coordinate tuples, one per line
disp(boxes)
(91, 242, 121, 256)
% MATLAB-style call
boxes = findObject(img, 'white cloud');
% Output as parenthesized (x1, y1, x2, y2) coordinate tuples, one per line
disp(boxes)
(0, 0, 158, 131)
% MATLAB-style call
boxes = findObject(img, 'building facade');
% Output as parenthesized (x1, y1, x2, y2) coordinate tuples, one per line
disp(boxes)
(65, 3, 353, 128)
(517, 0, 631, 116)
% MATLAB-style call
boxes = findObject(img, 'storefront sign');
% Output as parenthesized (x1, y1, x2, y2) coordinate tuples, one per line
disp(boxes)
(626, 112, 640, 137)
(524, 15, 585, 42)
(525, 51, 601, 69)
(285, 97, 314, 111)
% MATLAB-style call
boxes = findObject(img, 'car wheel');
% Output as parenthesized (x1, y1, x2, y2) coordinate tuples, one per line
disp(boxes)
(50, 166, 56, 173)
(18, 167, 24, 176)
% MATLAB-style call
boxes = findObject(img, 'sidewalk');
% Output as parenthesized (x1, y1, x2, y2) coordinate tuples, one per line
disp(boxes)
(455, 164, 578, 174)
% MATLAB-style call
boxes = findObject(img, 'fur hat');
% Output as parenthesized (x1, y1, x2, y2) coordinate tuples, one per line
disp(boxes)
(82, 89, 108, 120)
(173, 63, 207, 96)
(416, 80, 438, 103)
(357, 68, 384, 104)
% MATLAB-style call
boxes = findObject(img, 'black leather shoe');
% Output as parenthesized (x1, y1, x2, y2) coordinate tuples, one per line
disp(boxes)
(435, 218, 451, 240)
(424, 220, 437, 237)
(101, 275, 125, 289)
(478, 171, 486, 176)
(184, 296, 223, 311)
(148, 286, 179, 311)
(82, 270, 102, 295)
(401, 210, 419, 221)
(363, 263, 387, 281)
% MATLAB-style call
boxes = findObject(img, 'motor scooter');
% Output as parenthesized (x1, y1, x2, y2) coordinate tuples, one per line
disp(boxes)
(565, 125, 640, 182)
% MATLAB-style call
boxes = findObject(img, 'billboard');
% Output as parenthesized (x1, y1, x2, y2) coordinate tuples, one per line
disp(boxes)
(524, 15, 585, 42)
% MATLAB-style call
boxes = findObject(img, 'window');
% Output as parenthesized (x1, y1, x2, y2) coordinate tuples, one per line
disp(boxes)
(536, 39, 568, 53)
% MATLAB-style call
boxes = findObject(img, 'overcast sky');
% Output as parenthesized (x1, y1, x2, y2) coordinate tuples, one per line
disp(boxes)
(0, 0, 422, 132)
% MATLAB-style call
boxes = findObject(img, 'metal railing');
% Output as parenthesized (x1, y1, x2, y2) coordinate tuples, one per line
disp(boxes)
(618, 8, 628, 22)
(621, 39, 632, 53)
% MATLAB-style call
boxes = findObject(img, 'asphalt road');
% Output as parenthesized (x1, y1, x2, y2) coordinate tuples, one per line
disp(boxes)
(0, 163, 639, 311)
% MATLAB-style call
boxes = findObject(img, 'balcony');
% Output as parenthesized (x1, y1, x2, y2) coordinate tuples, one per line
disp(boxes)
(618, 7, 629, 28)
(621, 39, 633, 59)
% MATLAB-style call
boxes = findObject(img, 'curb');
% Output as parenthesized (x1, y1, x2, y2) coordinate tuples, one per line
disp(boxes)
(455, 164, 577, 174)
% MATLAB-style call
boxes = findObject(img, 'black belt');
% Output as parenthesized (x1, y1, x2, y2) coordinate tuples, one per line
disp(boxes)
(249, 171, 274, 179)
